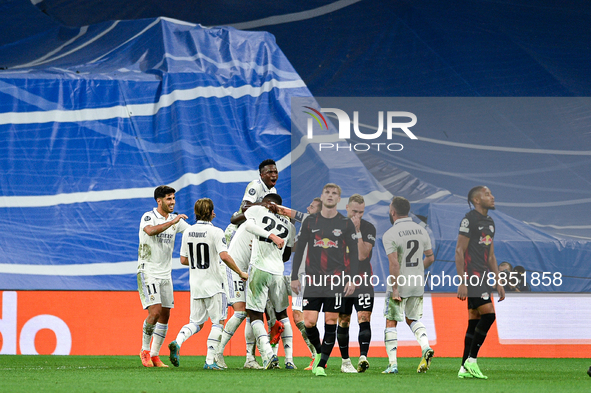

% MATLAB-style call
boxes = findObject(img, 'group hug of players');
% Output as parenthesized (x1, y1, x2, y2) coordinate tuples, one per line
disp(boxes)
(137, 159, 504, 379)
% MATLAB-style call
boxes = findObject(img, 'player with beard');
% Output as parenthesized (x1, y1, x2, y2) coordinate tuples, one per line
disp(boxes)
(456, 186, 505, 380)
(291, 183, 359, 377)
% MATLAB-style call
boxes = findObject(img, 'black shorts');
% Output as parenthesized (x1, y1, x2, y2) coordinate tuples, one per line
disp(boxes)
(303, 293, 352, 314)
(467, 294, 492, 310)
(353, 286, 374, 313)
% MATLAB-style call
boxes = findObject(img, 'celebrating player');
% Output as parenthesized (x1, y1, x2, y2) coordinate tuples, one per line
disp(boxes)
(137, 185, 189, 368)
(243, 193, 295, 369)
(381, 196, 435, 374)
(456, 186, 505, 379)
(291, 183, 359, 377)
(167, 198, 248, 370)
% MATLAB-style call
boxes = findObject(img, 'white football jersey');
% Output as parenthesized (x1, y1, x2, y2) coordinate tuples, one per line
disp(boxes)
(138, 208, 190, 279)
(227, 224, 254, 271)
(382, 217, 432, 297)
(245, 205, 294, 275)
(241, 178, 277, 205)
(180, 221, 228, 299)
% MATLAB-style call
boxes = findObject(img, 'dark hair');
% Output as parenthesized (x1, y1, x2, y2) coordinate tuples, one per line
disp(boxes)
(194, 198, 214, 221)
(263, 193, 282, 205)
(391, 196, 410, 216)
(467, 185, 486, 209)
(154, 185, 176, 200)
(259, 159, 276, 173)
(513, 265, 526, 274)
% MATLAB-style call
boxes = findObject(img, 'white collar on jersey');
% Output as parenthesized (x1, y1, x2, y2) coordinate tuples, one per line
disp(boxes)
(393, 217, 413, 225)
(152, 208, 167, 219)
(196, 220, 213, 225)
(258, 176, 272, 193)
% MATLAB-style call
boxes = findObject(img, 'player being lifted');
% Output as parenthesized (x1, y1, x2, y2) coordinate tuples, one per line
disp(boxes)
(167, 198, 248, 370)
(137, 186, 190, 368)
(243, 193, 296, 369)
(381, 196, 435, 374)
(337, 194, 377, 373)
(291, 183, 359, 377)
(215, 194, 290, 370)
(456, 186, 505, 379)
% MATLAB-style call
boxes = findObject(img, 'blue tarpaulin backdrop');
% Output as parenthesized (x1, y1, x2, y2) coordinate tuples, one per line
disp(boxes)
(0, 0, 589, 292)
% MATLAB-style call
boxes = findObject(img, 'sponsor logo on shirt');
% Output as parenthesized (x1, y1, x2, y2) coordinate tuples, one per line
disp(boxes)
(367, 234, 376, 242)
(314, 238, 339, 248)
(479, 235, 493, 246)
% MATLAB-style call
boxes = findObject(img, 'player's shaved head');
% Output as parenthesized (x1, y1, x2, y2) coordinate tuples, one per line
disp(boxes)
(263, 193, 282, 205)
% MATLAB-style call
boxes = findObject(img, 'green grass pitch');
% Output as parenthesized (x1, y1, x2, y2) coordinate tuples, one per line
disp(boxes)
(1, 356, 590, 392)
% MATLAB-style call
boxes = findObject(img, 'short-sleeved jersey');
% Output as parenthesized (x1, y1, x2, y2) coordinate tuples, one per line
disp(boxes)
(382, 217, 432, 297)
(180, 221, 227, 299)
(241, 178, 277, 206)
(357, 218, 377, 277)
(292, 212, 359, 296)
(458, 209, 495, 294)
(245, 205, 295, 275)
(227, 223, 254, 271)
(138, 208, 190, 279)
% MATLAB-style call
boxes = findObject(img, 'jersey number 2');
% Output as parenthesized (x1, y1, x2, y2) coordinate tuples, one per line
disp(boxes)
(406, 240, 419, 267)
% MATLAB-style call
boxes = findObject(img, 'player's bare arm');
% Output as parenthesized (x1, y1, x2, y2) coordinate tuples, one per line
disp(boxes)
(230, 212, 246, 225)
(423, 251, 435, 269)
(180, 255, 189, 266)
(487, 241, 505, 302)
(220, 251, 248, 281)
(144, 213, 188, 236)
(455, 234, 470, 301)
(387, 252, 402, 301)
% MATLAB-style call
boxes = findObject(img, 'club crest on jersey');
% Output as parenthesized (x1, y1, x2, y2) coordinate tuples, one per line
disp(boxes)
(314, 238, 339, 248)
(481, 292, 490, 300)
(248, 188, 256, 195)
(479, 235, 493, 246)
(332, 229, 342, 236)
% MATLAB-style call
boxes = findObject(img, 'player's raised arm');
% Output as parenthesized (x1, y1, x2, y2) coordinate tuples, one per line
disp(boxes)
(143, 213, 188, 236)
(243, 217, 284, 249)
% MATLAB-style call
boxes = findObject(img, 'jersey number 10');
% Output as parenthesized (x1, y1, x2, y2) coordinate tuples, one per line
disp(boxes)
(187, 242, 210, 269)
